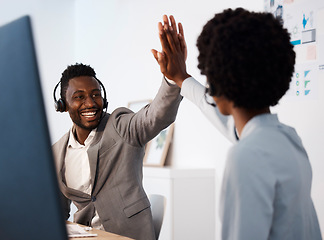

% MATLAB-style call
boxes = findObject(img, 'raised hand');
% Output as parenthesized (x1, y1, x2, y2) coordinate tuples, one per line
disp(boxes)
(151, 15, 190, 87)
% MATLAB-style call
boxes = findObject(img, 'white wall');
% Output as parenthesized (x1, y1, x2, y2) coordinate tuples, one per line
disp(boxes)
(0, 0, 76, 143)
(2, 0, 323, 238)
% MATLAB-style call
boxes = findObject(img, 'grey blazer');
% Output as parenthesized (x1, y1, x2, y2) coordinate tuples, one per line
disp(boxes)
(52, 79, 182, 240)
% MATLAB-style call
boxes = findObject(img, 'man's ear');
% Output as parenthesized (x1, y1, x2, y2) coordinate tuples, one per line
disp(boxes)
(64, 100, 69, 112)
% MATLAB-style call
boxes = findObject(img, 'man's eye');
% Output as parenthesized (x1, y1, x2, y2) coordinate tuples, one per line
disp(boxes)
(93, 93, 101, 98)
(74, 95, 84, 100)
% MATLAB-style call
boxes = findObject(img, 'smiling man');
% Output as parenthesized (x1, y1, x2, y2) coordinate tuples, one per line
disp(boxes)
(65, 76, 104, 144)
(52, 63, 182, 240)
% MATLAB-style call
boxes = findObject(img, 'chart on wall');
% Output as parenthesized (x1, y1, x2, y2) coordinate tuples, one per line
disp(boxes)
(264, 0, 324, 100)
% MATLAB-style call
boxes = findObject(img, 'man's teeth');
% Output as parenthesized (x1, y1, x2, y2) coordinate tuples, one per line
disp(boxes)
(81, 112, 96, 117)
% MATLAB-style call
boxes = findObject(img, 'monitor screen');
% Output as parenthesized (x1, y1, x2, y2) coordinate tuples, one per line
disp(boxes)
(0, 16, 68, 240)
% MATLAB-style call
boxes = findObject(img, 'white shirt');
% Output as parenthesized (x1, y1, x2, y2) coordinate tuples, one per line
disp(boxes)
(65, 129, 95, 193)
(65, 128, 104, 230)
(181, 77, 237, 143)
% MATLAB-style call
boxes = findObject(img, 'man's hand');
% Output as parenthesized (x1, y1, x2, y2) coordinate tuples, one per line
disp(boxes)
(151, 15, 191, 87)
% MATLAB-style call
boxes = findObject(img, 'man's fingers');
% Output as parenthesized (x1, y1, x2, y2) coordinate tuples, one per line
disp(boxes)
(163, 15, 170, 30)
(162, 15, 180, 54)
(158, 52, 167, 74)
(178, 22, 184, 38)
(169, 15, 177, 33)
(169, 15, 181, 51)
(178, 22, 187, 61)
(151, 49, 159, 62)
(151, 50, 167, 66)
(157, 52, 165, 62)
(158, 22, 171, 54)
(158, 21, 163, 35)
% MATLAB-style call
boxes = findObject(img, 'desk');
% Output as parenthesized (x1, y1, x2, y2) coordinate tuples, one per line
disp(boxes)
(67, 222, 134, 240)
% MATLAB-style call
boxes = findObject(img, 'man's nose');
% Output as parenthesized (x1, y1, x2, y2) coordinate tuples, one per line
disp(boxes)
(83, 95, 96, 107)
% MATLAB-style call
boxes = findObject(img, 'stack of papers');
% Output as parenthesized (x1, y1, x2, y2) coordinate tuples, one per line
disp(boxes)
(66, 224, 98, 238)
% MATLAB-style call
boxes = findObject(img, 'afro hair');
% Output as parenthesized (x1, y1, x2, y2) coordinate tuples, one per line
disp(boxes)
(197, 8, 295, 109)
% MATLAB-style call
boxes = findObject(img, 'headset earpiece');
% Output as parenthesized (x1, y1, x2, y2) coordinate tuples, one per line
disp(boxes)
(96, 78, 108, 110)
(103, 98, 108, 109)
(53, 81, 66, 112)
(54, 98, 66, 112)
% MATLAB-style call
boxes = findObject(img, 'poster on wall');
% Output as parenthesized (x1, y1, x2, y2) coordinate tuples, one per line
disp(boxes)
(264, 0, 324, 100)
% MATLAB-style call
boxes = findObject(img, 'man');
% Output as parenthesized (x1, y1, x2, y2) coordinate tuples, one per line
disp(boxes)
(152, 9, 322, 240)
(52, 63, 182, 240)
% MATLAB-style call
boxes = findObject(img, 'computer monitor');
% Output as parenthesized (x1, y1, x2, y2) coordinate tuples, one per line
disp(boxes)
(0, 16, 68, 240)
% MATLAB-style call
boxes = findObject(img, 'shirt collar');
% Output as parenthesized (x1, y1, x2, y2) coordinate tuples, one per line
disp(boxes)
(240, 113, 279, 139)
(68, 128, 97, 149)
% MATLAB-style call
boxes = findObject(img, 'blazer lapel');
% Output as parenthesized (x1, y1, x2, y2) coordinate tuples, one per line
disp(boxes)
(53, 132, 69, 183)
(54, 131, 91, 201)
(87, 113, 110, 193)
(87, 143, 99, 193)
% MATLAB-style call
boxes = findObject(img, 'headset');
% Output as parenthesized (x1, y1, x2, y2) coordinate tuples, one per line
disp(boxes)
(53, 77, 108, 112)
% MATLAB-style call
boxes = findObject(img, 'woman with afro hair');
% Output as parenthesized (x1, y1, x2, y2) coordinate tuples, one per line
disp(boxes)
(152, 8, 322, 240)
